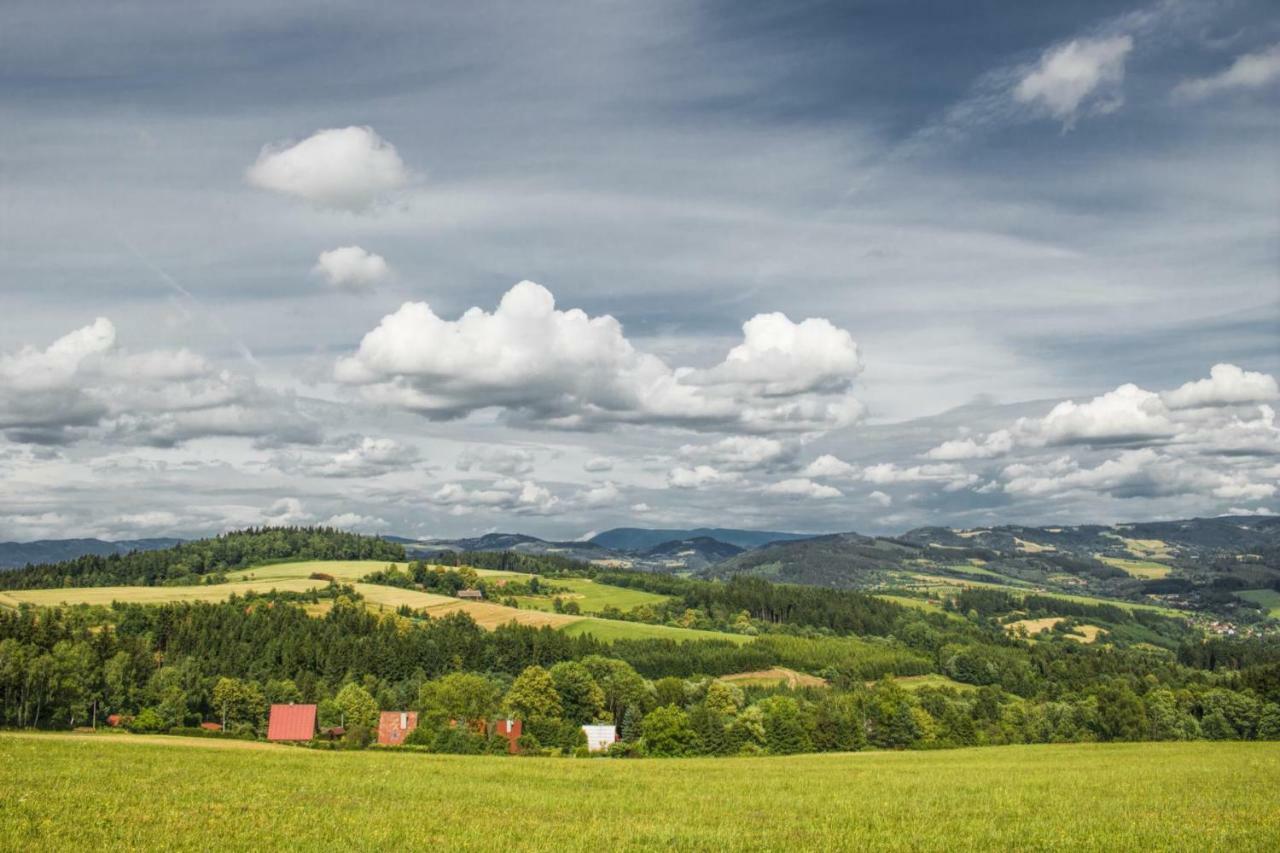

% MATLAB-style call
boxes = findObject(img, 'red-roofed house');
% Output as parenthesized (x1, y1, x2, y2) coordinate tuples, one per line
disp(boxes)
(267, 703, 316, 741)
(495, 718, 522, 754)
(378, 711, 418, 746)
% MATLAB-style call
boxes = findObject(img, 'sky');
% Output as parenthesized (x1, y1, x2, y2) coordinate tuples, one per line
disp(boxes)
(1, 0, 1278, 542)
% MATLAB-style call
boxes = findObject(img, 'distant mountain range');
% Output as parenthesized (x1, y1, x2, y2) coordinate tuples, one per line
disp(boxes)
(0, 537, 184, 569)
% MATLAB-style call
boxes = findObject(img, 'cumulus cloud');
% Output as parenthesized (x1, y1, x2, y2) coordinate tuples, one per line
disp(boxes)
(456, 446, 536, 477)
(668, 465, 742, 490)
(868, 490, 893, 507)
(321, 512, 390, 531)
(1016, 383, 1175, 446)
(583, 456, 614, 473)
(861, 462, 979, 492)
(925, 429, 1014, 460)
(276, 436, 418, 478)
(1001, 448, 1275, 502)
(762, 478, 842, 499)
(0, 318, 320, 447)
(430, 479, 559, 516)
(1174, 43, 1280, 101)
(312, 246, 391, 291)
(801, 454, 859, 479)
(678, 436, 793, 471)
(577, 481, 622, 508)
(1014, 35, 1132, 127)
(335, 281, 865, 434)
(1161, 363, 1279, 410)
(246, 126, 409, 211)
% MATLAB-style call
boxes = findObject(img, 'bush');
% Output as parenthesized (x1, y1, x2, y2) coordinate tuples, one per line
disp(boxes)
(128, 708, 166, 734)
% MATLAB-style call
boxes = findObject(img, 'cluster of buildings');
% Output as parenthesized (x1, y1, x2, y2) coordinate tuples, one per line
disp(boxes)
(264, 703, 618, 752)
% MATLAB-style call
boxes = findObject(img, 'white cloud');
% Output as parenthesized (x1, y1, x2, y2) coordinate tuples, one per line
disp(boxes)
(456, 446, 536, 477)
(1016, 383, 1175, 446)
(578, 481, 622, 508)
(925, 429, 1013, 460)
(861, 462, 979, 491)
(312, 246, 391, 291)
(1014, 35, 1133, 127)
(321, 512, 390, 531)
(0, 318, 318, 447)
(583, 456, 614, 473)
(246, 126, 409, 212)
(668, 465, 741, 490)
(262, 497, 312, 525)
(801, 453, 858, 479)
(430, 479, 559, 516)
(1001, 448, 1275, 502)
(678, 436, 791, 471)
(868, 490, 893, 507)
(630, 502, 652, 513)
(1174, 43, 1280, 101)
(1161, 363, 1279, 410)
(277, 436, 417, 478)
(762, 478, 842, 499)
(336, 280, 865, 434)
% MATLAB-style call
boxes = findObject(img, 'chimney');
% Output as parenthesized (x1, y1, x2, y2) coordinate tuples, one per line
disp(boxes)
(401, 712, 408, 729)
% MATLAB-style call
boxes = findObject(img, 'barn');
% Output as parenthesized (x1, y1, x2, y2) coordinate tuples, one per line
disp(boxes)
(582, 724, 617, 752)
(266, 703, 317, 741)
(378, 711, 418, 745)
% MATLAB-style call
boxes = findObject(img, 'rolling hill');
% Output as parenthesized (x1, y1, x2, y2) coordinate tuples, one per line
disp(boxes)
(0, 537, 183, 570)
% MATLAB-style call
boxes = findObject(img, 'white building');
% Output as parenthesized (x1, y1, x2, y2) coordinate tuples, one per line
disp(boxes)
(582, 724, 617, 752)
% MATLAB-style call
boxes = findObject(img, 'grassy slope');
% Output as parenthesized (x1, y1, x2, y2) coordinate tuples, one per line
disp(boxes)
(1096, 556, 1172, 580)
(1237, 589, 1280, 618)
(2, 733, 1277, 850)
(0, 560, 743, 642)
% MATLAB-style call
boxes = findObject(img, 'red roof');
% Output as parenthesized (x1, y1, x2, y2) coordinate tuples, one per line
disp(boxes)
(267, 704, 316, 741)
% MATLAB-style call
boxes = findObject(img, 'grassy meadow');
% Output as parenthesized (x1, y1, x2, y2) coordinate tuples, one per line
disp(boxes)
(2, 733, 1278, 851)
(1237, 589, 1280, 619)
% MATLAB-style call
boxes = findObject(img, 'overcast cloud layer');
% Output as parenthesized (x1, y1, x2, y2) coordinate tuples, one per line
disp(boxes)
(1, 0, 1276, 541)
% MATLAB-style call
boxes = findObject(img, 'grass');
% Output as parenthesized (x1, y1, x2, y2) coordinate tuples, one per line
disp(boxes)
(512, 576, 671, 614)
(719, 668, 827, 688)
(0, 578, 324, 608)
(1005, 617, 1104, 644)
(1097, 556, 1172, 580)
(561, 618, 751, 644)
(872, 594, 945, 614)
(1237, 589, 1280, 619)
(3, 733, 1277, 850)
(874, 674, 976, 692)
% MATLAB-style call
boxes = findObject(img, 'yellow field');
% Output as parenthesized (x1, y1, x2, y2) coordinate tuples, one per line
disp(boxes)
(1005, 617, 1103, 644)
(1097, 555, 1171, 580)
(719, 667, 827, 688)
(1014, 537, 1054, 553)
(0, 578, 323, 609)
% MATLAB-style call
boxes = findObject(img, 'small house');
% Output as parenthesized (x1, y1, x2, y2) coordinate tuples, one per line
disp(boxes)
(495, 718, 522, 754)
(457, 588, 484, 601)
(199, 721, 222, 732)
(582, 724, 617, 753)
(378, 710, 419, 746)
(266, 703, 317, 742)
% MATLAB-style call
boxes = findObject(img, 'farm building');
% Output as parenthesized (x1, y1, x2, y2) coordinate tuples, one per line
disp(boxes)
(582, 724, 617, 753)
(457, 588, 484, 600)
(495, 718, 522, 754)
(266, 703, 316, 741)
(378, 711, 418, 746)
(200, 722, 222, 732)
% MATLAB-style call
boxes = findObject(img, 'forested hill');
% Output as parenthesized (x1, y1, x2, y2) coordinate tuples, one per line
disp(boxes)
(0, 537, 183, 569)
(0, 527, 404, 590)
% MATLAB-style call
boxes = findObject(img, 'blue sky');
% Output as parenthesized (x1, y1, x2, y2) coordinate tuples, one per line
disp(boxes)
(1, 0, 1277, 540)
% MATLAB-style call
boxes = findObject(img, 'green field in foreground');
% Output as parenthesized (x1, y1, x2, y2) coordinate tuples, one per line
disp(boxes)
(2, 734, 1276, 851)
